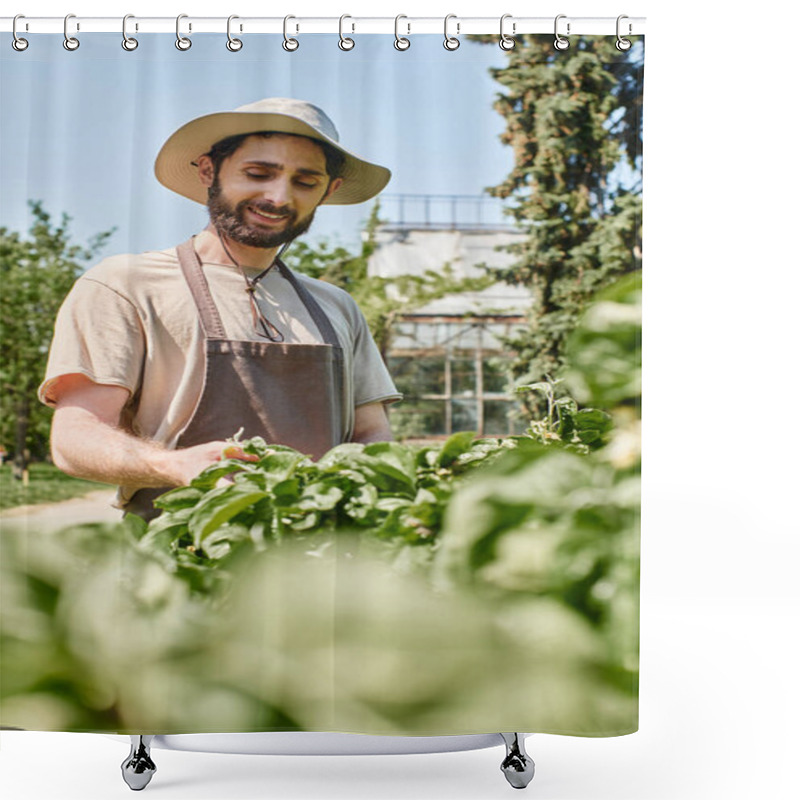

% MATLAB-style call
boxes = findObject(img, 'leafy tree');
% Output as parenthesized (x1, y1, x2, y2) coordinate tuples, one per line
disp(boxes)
(0, 202, 114, 476)
(283, 202, 493, 357)
(474, 34, 643, 412)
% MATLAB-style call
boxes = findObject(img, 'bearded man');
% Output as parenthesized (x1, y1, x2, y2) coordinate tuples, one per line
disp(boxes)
(39, 98, 401, 520)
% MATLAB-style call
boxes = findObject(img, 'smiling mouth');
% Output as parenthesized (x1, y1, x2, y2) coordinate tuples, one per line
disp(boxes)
(248, 206, 291, 223)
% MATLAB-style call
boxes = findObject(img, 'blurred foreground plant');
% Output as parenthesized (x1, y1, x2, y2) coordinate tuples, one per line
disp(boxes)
(1, 273, 641, 736)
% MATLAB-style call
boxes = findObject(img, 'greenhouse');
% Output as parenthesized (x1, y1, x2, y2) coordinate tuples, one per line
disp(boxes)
(370, 194, 532, 439)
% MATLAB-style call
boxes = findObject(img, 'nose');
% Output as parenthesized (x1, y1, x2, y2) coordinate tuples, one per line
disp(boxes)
(259, 174, 292, 208)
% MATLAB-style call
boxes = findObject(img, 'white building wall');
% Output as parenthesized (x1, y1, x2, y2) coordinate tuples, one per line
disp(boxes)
(369, 228, 526, 280)
(367, 228, 534, 316)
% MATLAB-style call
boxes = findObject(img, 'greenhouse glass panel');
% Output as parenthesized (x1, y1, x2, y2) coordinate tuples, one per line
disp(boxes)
(452, 399, 479, 432)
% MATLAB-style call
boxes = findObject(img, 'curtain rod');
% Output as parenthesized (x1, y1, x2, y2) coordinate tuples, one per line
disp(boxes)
(1, 16, 646, 36)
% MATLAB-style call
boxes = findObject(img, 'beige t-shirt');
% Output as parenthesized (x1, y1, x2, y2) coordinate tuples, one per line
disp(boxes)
(40, 232, 401, 501)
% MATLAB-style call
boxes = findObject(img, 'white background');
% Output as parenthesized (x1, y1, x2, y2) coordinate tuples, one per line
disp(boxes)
(2, 1, 799, 799)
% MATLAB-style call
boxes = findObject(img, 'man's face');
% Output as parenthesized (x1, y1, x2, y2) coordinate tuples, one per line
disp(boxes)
(204, 134, 341, 248)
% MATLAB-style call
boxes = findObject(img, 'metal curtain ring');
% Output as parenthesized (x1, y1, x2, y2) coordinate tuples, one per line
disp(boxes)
(63, 13, 79, 51)
(227, 15, 243, 51)
(283, 15, 299, 51)
(499, 14, 515, 50)
(339, 15, 355, 50)
(616, 15, 632, 51)
(176, 14, 192, 50)
(553, 14, 570, 51)
(443, 14, 460, 51)
(394, 14, 410, 51)
(12, 15, 29, 51)
(122, 14, 138, 51)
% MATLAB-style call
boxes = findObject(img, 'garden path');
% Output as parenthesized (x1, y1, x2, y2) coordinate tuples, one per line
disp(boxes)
(0, 489, 121, 533)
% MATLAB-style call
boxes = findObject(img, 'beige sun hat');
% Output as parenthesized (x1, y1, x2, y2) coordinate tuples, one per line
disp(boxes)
(154, 97, 391, 206)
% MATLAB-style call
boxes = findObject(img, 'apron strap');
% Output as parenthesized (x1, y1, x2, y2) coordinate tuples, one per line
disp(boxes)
(275, 259, 342, 348)
(177, 237, 342, 348)
(176, 239, 227, 340)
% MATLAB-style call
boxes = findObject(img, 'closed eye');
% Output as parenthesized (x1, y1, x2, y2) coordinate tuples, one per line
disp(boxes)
(244, 172, 320, 189)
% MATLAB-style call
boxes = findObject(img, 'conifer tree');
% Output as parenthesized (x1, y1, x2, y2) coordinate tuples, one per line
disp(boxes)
(475, 34, 643, 409)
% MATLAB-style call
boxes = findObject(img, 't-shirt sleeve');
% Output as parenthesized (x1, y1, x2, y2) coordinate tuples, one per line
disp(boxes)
(350, 303, 403, 407)
(38, 276, 145, 407)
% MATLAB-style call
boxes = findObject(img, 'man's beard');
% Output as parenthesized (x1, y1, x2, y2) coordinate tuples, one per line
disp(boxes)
(206, 178, 317, 248)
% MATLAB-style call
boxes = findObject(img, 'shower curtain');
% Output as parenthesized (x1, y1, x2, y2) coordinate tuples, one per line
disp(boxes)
(0, 26, 643, 739)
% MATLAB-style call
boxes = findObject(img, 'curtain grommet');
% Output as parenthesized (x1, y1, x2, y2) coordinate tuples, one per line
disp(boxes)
(226, 15, 243, 51)
(499, 14, 516, 50)
(394, 15, 410, 51)
(121, 14, 138, 51)
(443, 14, 460, 51)
(12, 15, 29, 51)
(175, 14, 192, 51)
(338, 15, 355, 51)
(63, 13, 80, 51)
(553, 14, 570, 51)
(283, 15, 299, 51)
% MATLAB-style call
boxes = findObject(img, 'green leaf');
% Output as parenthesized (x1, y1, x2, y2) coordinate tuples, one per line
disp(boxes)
(154, 486, 204, 511)
(573, 408, 614, 430)
(343, 483, 379, 523)
(316, 442, 365, 470)
(287, 511, 321, 531)
(295, 481, 345, 512)
(272, 478, 302, 506)
(517, 381, 552, 395)
(375, 497, 412, 513)
(413, 487, 438, 505)
(417, 447, 440, 468)
(358, 455, 416, 494)
(255, 452, 308, 486)
(328, 467, 368, 486)
(188, 484, 269, 545)
(189, 460, 251, 490)
(437, 431, 476, 468)
(201, 523, 252, 560)
(363, 441, 418, 482)
(122, 512, 148, 540)
(570, 408, 614, 448)
(139, 506, 193, 551)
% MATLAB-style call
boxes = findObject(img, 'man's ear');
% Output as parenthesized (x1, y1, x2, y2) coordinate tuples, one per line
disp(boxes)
(323, 177, 344, 202)
(196, 154, 215, 188)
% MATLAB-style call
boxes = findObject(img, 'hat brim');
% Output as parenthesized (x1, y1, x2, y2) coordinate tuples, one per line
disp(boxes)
(154, 110, 391, 206)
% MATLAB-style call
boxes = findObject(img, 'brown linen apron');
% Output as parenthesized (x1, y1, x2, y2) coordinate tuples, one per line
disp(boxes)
(126, 238, 345, 521)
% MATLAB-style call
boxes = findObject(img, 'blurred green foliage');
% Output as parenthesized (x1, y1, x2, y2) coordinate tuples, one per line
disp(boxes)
(1, 274, 640, 737)
(0, 202, 114, 470)
(0, 464, 103, 511)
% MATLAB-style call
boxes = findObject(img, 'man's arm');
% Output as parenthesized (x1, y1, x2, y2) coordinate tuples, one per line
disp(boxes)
(351, 401, 394, 445)
(50, 374, 229, 488)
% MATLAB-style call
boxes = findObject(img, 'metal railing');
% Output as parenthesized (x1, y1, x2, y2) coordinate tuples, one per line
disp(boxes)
(377, 194, 517, 232)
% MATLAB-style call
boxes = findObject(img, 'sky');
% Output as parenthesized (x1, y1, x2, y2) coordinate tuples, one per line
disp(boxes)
(0, 33, 513, 258)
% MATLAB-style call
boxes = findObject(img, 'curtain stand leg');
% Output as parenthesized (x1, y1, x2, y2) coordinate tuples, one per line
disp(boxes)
(499, 732, 535, 789)
(121, 735, 157, 791)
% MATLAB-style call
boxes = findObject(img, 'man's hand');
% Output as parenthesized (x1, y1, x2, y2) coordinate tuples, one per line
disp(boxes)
(162, 442, 261, 486)
(157, 440, 230, 487)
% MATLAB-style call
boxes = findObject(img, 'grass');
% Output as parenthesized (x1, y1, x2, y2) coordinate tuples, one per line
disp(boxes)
(0, 463, 107, 512)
